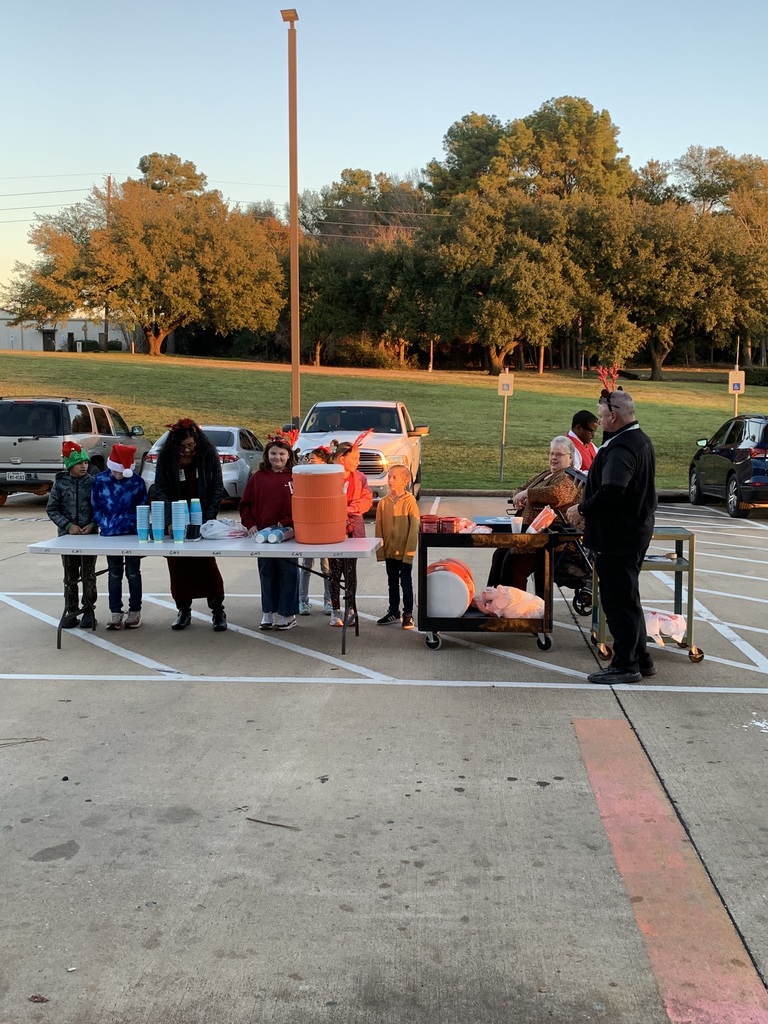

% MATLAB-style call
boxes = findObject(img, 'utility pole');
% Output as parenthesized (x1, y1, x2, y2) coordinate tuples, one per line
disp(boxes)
(103, 175, 111, 353)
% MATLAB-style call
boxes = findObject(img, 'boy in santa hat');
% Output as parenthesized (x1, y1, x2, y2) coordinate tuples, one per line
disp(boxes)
(47, 441, 98, 629)
(91, 444, 149, 630)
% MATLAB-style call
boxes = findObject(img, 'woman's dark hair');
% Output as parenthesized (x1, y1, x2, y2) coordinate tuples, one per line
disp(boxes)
(258, 439, 297, 472)
(155, 420, 218, 476)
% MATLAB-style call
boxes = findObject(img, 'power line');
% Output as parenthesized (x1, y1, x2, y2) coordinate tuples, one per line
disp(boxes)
(0, 172, 107, 181)
(0, 203, 87, 213)
(0, 189, 92, 198)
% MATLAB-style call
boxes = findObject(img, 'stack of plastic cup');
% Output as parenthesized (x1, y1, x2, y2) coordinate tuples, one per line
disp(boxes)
(171, 501, 187, 544)
(151, 501, 166, 542)
(136, 505, 150, 543)
(188, 498, 203, 540)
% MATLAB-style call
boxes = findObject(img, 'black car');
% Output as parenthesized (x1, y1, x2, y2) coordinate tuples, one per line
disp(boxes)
(689, 415, 768, 517)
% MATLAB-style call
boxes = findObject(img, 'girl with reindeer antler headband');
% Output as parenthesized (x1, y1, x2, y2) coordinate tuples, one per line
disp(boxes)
(325, 429, 374, 628)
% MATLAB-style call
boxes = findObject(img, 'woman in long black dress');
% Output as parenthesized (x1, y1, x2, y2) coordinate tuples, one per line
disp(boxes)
(151, 418, 227, 631)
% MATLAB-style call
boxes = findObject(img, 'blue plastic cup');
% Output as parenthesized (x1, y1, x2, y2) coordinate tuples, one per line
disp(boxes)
(172, 524, 185, 544)
(136, 506, 150, 542)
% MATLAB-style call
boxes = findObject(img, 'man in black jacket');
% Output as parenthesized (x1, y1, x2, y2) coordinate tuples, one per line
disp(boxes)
(577, 390, 656, 684)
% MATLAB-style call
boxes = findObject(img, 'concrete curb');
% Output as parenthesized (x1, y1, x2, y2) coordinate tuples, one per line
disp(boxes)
(422, 488, 690, 502)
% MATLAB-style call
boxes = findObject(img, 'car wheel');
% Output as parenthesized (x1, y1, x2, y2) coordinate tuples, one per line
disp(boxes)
(688, 468, 705, 505)
(726, 474, 749, 518)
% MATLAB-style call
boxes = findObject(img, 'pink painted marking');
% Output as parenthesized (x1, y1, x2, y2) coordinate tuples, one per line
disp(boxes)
(575, 718, 768, 1024)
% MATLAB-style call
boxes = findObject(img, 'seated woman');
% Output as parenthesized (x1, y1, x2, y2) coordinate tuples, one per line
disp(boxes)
(487, 436, 582, 591)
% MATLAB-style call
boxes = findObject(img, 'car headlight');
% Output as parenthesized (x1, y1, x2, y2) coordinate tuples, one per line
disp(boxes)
(385, 455, 406, 467)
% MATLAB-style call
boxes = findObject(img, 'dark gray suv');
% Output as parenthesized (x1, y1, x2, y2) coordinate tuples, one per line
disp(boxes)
(0, 397, 150, 505)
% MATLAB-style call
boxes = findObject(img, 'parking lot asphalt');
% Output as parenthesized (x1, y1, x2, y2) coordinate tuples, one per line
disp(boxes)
(2, 493, 768, 1024)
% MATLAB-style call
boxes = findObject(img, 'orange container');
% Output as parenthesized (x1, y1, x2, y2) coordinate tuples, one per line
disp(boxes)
(426, 558, 475, 616)
(292, 464, 348, 544)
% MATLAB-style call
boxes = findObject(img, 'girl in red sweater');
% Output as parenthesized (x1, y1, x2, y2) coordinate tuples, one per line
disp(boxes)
(240, 433, 299, 630)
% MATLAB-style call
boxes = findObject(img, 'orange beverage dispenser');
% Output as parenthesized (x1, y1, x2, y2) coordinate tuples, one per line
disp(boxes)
(291, 464, 348, 544)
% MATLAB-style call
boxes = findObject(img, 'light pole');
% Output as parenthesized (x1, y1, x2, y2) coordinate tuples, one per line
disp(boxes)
(281, 8, 301, 426)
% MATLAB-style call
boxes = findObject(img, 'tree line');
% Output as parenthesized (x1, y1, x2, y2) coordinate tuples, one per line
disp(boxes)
(4, 97, 768, 378)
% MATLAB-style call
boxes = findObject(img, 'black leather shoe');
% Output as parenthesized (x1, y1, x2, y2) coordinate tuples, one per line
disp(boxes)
(588, 666, 642, 685)
(171, 608, 192, 630)
(79, 609, 96, 630)
(212, 608, 227, 632)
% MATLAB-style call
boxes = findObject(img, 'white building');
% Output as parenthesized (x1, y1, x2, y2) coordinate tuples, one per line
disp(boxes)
(0, 311, 132, 352)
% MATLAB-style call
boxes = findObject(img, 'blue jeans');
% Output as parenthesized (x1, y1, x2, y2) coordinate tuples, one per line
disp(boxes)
(299, 557, 330, 604)
(107, 555, 142, 613)
(258, 558, 299, 617)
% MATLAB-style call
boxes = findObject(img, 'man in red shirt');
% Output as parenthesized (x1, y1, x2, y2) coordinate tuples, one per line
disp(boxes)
(568, 411, 599, 471)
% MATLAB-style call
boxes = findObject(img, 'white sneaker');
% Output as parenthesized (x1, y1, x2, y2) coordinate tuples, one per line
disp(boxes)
(106, 612, 124, 630)
(329, 611, 343, 627)
(274, 615, 297, 630)
(124, 610, 142, 629)
(260, 613, 274, 630)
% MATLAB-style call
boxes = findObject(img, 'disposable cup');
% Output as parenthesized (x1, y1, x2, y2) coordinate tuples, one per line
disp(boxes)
(137, 525, 150, 543)
(510, 517, 523, 535)
(172, 525, 185, 544)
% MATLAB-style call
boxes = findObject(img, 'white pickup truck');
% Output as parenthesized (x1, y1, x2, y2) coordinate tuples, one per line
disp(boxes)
(295, 400, 429, 500)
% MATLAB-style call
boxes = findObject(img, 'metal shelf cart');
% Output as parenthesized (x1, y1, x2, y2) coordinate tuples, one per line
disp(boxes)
(417, 531, 553, 651)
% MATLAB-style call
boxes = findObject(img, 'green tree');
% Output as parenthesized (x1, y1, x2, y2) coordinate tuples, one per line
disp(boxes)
(424, 112, 506, 206)
(493, 96, 634, 198)
(2, 155, 285, 356)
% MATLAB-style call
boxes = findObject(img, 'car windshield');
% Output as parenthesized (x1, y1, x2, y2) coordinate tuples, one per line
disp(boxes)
(204, 429, 235, 447)
(0, 401, 63, 436)
(302, 406, 399, 434)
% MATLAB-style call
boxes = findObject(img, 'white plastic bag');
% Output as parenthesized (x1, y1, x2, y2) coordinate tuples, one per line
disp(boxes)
(200, 517, 248, 540)
(645, 609, 687, 646)
(473, 585, 545, 620)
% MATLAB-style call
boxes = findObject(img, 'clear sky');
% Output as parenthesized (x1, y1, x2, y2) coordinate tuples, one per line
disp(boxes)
(2, 0, 766, 289)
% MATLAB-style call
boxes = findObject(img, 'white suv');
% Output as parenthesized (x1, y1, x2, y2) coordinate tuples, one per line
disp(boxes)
(296, 400, 429, 500)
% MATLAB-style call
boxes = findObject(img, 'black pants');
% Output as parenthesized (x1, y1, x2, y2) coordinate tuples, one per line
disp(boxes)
(62, 554, 97, 616)
(385, 558, 413, 616)
(595, 549, 650, 673)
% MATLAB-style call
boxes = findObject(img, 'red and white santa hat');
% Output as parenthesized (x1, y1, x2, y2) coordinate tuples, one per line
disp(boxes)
(107, 443, 136, 477)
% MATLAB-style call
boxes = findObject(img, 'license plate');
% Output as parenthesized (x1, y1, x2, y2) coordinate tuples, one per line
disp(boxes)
(6, 472, 26, 482)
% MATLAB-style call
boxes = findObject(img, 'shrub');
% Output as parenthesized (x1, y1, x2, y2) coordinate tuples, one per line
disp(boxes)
(744, 367, 768, 387)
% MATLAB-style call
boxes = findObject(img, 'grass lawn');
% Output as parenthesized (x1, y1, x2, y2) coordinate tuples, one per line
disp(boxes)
(1, 352, 762, 489)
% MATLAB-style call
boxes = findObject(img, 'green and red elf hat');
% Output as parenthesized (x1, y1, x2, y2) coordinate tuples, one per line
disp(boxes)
(62, 441, 90, 469)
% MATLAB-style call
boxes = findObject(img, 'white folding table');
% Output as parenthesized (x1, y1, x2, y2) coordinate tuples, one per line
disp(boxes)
(28, 535, 381, 654)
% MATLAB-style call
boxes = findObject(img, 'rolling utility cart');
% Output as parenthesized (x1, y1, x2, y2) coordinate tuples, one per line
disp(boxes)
(417, 531, 553, 651)
(590, 526, 704, 663)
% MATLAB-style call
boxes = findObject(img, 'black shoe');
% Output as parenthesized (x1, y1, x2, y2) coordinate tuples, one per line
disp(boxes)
(640, 662, 657, 678)
(171, 608, 192, 630)
(79, 609, 96, 630)
(61, 614, 79, 629)
(212, 607, 227, 632)
(377, 611, 400, 625)
(588, 666, 642, 685)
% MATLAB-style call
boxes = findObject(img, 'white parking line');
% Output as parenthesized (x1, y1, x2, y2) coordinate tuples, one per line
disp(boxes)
(0, 670, 766, 695)
(0, 594, 183, 675)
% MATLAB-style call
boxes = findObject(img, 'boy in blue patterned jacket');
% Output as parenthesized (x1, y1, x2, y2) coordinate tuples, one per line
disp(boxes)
(91, 444, 149, 630)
